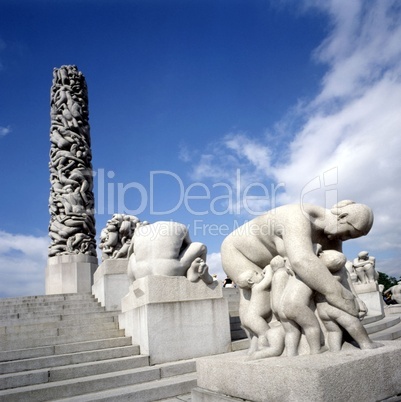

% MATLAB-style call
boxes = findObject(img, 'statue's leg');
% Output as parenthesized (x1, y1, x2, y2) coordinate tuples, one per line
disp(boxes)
(180, 242, 213, 283)
(292, 309, 323, 355)
(248, 324, 285, 360)
(179, 242, 207, 266)
(247, 329, 259, 355)
(245, 316, 270, 349)
(281, 318, 301, 357)
(187, 258, 214, 284)
(335, 314, 383, 350)
(321, 319, 342, 352)
(364, 263, 375, 282)
(355, 267, 367, 284)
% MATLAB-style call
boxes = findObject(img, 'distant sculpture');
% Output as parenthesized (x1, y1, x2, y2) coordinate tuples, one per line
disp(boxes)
(127, 221, 213, 284)
(48, 65, 96, 257)
(345, 260, 359, 284)
(352, 251, 378, 284)
(221, 200, 376, 357)
(384, 282, 401, 304)
(99, 214, 146, 261)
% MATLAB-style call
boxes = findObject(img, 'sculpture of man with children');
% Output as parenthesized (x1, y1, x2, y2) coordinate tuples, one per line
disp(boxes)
(221, 199, 382, 359)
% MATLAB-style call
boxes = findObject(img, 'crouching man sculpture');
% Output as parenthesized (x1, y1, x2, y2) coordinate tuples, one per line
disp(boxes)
(127, 221, 214, 285)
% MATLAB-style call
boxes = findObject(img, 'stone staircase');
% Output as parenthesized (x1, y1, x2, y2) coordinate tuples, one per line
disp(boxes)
(0, 293, 196, 401)
(2, 289, 400, 401)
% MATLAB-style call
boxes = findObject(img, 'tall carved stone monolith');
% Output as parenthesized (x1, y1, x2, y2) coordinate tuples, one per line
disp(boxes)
(46, 65, 98, 294)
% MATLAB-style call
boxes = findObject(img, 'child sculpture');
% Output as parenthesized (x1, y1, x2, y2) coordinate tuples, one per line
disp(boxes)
(236, 264, 285, 359)
(316, 249, 382, 351)
(272, 255, 325, 356)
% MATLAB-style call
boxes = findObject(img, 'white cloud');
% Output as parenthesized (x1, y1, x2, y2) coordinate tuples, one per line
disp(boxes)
(311, 0, 401, 105)
(0, 230, 48, 298)
(273, 1, 401, 258)
(225, 134, 272, 174)
(187, 0, 401, 278)
(206, 252, 225, 281)
(178, 144, 192, 163)
(0, 126, 11, 137)
(189, 133, 276, 214)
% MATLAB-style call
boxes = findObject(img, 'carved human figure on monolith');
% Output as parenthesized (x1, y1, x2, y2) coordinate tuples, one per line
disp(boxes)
(48, 65, 96, 257)
(98, 214, 145, 260)
(127, 221, 214, 284)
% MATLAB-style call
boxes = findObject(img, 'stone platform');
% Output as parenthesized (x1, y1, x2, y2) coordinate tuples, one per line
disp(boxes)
(193, 340, 401, 402)
(92, 259, 130, 311)
(354, 281, 385, 316)
(46, 255, 98, 294)
(119, 276, 232, 365)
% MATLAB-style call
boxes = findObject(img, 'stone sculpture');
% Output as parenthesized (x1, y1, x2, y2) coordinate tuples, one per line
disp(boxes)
(99, 214, 147, 260)
(221, 200, 380, 357)
(352, 251, 378, 284)
(127, 221, 214, 284)
(345, 260, 359, 283)
(272, 254, 324, 357)
(236, 261, 285, 359)
(48, 65, 96, 257)
(315, 249, 379, 352)
(384, 282, 401, 304)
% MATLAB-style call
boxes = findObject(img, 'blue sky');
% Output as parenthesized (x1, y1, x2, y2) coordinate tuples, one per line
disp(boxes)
(1, 0, 401, 297)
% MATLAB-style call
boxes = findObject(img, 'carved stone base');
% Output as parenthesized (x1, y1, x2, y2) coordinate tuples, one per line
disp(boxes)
(92, 259, 130, 311)
(45, 255, 98, 295)
(193, 340, 401, 401)
(118, 276, 232, 365)
(354, 282, 385, 316)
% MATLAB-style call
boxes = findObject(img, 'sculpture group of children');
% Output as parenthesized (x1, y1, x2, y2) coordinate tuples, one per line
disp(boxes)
(237, 245, 382, 360)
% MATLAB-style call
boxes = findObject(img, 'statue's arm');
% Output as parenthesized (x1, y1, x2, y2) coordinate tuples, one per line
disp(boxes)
(341, 267, 367, 317)
(282, 222, 333, 293)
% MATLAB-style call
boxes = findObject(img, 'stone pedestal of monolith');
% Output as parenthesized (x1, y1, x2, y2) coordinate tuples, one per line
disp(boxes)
(354, 282, 385, 317)
(192, 340, 401, 402)
(46, 255, 98, 294)
(118, 276, 231, 365)
(92, 259, 130, 311)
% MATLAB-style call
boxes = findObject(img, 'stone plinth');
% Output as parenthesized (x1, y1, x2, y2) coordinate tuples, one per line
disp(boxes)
(118, 276, 231, 365)
(92, 259, 130, 311)
(354, 282, 385, 316)
(45, 255, 98, 295)
(193, 341, 401, 402)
